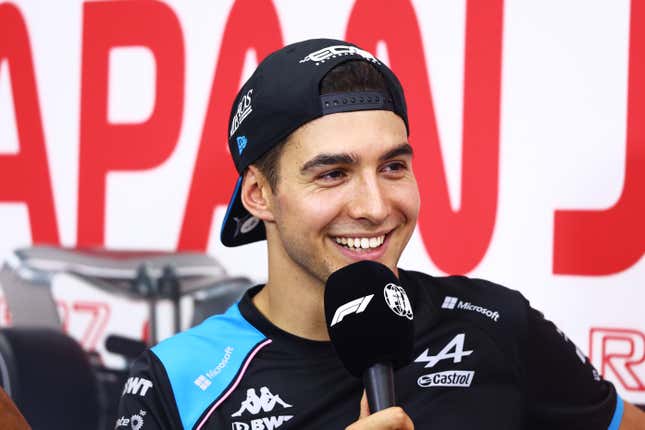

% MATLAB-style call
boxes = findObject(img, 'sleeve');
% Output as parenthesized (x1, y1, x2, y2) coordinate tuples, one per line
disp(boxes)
(116, 350, 184, 430)
(524, 307, 623, 430)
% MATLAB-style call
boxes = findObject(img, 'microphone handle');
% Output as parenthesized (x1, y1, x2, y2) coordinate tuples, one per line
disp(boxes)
(363, 362, 395, 412)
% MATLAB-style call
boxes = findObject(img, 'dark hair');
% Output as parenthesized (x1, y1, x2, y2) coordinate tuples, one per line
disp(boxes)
(253, 60, 390, 191)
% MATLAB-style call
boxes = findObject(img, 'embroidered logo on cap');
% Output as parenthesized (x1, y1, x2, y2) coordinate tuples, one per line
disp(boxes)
(237, 136, 248, 155)
(299, 45, 381, 66)
(230, 89, 254, 137)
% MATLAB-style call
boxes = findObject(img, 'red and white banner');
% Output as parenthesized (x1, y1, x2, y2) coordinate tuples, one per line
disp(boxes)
(0, 0, 643, 403)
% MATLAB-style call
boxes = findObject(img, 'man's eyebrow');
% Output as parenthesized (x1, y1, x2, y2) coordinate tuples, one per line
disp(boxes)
(379, 143, 413, 162)
(300, 153, 357, 173)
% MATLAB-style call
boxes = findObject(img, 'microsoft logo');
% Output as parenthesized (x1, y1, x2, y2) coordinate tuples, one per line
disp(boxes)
(194, 375, 211, 391)
(442, 296, 458, 309)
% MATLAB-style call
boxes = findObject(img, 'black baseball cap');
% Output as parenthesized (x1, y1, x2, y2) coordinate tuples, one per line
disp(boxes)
(221, 38, 409, 247)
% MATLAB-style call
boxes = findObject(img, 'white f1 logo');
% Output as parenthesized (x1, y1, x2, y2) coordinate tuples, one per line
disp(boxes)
(330, 294, 374, 326)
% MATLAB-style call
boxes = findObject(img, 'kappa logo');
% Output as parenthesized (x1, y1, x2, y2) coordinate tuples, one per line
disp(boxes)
(230, 89, 253, 137)
(231, 387, 294, 430)
(441, 296, 500, 322)
(232, 386, 292, 417)
(121, 377, 153, 397)
(415, 333, 473, 368)
(330, 294, 374, 326)
(299, 45, 380, 66)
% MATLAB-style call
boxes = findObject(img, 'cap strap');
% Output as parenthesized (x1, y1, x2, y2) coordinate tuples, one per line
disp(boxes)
(320, 91, 394, 115)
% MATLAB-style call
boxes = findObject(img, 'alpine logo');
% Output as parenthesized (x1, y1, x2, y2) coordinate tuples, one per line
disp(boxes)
(121, 377, 153, 397)
(417, 370, 475, 388)
(299, 45, 381, 66)
(230, 88, 253, 137)
(441, 296, 500, 322)
(415, 333, 473, 368)
(330, 294, 374, 326)
(231, 386, 294, 430)
(193, 346, 234, 391)
(383, 283, 413, 320)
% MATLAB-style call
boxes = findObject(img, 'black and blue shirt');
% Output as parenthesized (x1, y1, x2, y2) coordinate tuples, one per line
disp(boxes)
(116, 269, 624, 429)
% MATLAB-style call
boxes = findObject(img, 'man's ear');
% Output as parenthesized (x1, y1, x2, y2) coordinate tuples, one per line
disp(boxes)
(240, 165, 275, 222)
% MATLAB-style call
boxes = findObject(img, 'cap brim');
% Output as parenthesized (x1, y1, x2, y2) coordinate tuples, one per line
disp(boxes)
(220, 177, 266, 247)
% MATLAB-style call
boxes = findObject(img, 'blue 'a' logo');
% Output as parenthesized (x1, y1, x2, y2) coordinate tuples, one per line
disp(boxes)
(236, 136, 248, 155)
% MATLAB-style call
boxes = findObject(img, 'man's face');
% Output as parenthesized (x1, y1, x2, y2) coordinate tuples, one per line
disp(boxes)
(264, 109, 420, 286)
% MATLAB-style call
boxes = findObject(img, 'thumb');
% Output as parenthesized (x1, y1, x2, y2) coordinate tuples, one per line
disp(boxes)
(359, 390, 370, 419)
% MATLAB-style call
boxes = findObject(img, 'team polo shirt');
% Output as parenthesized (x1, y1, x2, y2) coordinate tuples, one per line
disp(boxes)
(116, 269, 623, 429)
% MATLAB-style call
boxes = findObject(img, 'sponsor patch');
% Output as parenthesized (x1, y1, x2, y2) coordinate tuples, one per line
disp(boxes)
(441, 296, 500, 322)
(231, 386, 294, 430)
(417, 370, 475, 388)
(121, 377, 153, 397)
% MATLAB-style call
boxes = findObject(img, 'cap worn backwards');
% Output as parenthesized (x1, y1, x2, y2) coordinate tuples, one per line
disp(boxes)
(220, 38, 409, 247)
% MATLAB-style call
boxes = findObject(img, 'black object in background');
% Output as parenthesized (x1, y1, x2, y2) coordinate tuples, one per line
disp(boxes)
(105, 334, 147, 361)
(0, 327, 101, 430)
(324, 261, 415, 411)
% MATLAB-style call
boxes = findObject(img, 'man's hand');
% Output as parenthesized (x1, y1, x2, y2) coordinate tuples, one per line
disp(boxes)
(345, 392, 414, 430)
(620, 401, 645, 430)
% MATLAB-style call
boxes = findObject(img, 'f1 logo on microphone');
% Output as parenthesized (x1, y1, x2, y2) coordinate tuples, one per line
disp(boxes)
(330, 294, 374, 326)
(589, 328, 645, 392)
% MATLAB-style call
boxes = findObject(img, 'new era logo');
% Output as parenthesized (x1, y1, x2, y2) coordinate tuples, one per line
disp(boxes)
(194, 375, 211, 391)
(237, 136, 248, 154)
(442, 296, 458, 309)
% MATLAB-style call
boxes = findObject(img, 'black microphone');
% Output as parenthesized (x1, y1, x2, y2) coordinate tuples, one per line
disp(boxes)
(105, 335, 147, 360)
(324, 261, 414, 412)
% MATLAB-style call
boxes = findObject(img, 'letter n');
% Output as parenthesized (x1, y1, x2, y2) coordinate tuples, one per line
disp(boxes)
(346, 0, 503, 274)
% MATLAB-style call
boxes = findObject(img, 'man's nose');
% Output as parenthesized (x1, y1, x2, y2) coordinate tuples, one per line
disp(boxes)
(347, 174, 389, 224)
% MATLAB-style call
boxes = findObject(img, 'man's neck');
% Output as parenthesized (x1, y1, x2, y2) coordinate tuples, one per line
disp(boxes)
(252, 257, 330, 341)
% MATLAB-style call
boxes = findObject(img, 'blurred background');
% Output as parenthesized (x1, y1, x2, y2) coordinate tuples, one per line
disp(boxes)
(0, 0, 643, 428)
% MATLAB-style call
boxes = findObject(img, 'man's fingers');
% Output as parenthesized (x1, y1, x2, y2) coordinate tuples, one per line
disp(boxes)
(359, 391, 370, 419)
(346, 406, 414, 430)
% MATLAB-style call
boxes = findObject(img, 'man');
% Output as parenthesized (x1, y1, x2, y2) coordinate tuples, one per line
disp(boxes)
(0, 387, 30, 430)
(117, 39, 645, 429)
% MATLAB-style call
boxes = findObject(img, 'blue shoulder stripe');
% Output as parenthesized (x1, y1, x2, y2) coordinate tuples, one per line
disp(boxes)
(608, 395, 624, 430)
(152, 303, 267, 430)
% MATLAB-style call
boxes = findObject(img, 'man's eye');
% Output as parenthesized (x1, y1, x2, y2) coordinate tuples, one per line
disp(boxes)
(318, 170, 346, 181)
(383, 161, 407, 173)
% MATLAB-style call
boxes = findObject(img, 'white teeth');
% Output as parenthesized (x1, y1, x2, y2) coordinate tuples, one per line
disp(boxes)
(333, 235, 386, 250)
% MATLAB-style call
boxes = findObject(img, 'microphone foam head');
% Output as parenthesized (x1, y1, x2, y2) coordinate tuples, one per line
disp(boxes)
(324, 261, 414, 377)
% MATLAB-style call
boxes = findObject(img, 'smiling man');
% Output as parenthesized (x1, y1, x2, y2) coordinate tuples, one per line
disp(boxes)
(117, 39, 645, 430)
